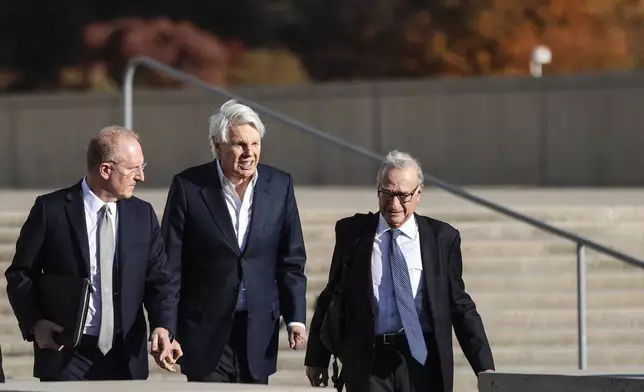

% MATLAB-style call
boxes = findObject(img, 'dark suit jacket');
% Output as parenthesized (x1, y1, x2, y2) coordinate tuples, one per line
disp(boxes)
(161, 161, 307, 380)
(4, 181, 179, 379)
(305, 212, 494, 392)
(0, 345, 5, 382)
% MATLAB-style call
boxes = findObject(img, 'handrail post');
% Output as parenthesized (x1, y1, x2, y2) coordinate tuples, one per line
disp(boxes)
(577, 243, 587, 370)
(123, 61, 138, 130)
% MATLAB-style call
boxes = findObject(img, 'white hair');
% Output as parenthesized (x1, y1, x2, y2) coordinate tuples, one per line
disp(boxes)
(208, 99, 266, 158)
(376, 150, 424, 186)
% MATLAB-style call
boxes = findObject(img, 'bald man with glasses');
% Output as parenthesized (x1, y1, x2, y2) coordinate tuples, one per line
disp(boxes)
(5, 126, 180, 381)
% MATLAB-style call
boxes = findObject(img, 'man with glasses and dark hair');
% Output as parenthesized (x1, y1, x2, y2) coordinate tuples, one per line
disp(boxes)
(305, 150, 494, 392)
(5, 126, 180, 381)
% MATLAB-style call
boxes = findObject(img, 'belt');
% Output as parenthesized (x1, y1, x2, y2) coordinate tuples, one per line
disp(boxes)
(374, 333, 406, 346)
(374, 331, 433, 346)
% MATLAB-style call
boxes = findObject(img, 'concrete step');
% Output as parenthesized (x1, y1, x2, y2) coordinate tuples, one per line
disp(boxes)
(464, 290, 644, 310)
(0, 354, 192, 380)
(0, 204, 637, 224)
(487, 309, 644, 329)
(485, 327, 644, 346)
(1, 248, 642, 278)
(0, 279, 641, 321)
(274, 344, 644, 371)
(303, 240, 644, 260)
(4, 321, 641, 359)
(0, 213, 28, 228)
(300, 272, 644, 295)
(2, 220, 644, 245)
(296, 206, 644, 225)
(0, 356, 474, 392)
(303, 254, 643, 277)
(462, 272, 644, 293)
(300, 221, 644, 243)
(3, 205, 644, 227)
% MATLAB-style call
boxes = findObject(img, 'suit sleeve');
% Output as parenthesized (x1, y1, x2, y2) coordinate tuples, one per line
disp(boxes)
(448, 231, 495, 373)
(5, 196, 46, 340)
(156, 174, 187, 334)
(143, 202, 179, 335)
(276, 174, 307, 326)
(304, 220, 344, 368)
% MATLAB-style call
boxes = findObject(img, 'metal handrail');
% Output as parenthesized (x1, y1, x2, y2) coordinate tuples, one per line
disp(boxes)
(123, 55, 644, 370)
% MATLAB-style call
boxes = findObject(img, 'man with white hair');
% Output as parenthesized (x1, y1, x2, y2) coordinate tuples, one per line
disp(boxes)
(161, 99, 308, 384)
(305, 150, 494, 392)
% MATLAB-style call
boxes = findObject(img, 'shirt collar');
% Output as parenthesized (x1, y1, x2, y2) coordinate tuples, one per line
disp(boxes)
(216, 159, 258, 192)
(376, 213, 418, 240)
(81, 178, 117, 217)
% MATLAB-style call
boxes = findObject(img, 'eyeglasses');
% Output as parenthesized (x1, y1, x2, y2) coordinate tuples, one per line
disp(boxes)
(108, 161, 147, 178)
(378, 185, 419, 204)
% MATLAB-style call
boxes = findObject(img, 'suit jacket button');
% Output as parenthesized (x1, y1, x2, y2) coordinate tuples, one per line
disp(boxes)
(234, 287, 239, 292)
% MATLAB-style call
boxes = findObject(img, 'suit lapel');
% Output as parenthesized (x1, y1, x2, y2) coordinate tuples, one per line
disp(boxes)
(353, 212, 379, 317)
(65, 182, 90, 277)
(244, 166, 271, 255)
(200, 161, 241, 255)
(416, 214, 440, 317)
(116, 199, 134, 291)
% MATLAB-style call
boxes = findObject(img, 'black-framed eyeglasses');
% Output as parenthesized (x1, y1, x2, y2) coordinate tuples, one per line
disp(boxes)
(108, 161, 147, 177)
(378, 185, 419, 204)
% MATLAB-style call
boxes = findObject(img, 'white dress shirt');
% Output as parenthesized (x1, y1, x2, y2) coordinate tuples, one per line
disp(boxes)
(81, 178, 117, 336)
(216, 161, 305, 331)
(372, 214, 430, 335)
(216, 160, 256, 312)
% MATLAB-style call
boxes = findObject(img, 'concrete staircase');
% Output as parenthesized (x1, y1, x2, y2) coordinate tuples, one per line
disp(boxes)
(2, 189, 644, 391)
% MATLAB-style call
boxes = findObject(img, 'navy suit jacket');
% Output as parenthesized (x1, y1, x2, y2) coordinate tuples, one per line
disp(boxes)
(161, 161, 307, 380)
(5, 182, 179, 379)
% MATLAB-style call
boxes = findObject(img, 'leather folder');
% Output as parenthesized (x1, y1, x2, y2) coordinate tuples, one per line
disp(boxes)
(37, 274, 92, 347)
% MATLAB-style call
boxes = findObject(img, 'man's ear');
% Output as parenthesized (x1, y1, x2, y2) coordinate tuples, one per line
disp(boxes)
(98, 163, 111, 180)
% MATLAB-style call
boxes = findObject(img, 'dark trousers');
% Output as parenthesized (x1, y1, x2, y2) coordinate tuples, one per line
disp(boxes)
(40, 334, 131, 381)
(186, 312, 268, 384)
(368, 332, 443, 392)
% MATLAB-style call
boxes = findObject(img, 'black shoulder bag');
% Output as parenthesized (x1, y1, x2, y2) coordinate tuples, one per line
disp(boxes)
(319, 213, 372, 390)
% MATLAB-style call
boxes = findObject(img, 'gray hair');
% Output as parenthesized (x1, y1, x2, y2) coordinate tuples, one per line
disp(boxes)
(86, 125, 140, 170)
(208, 99, 266, 158)
(376, 150, 424, 186)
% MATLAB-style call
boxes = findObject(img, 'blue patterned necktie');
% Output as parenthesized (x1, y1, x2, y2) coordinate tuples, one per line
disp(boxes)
(389, 229, 428, 365)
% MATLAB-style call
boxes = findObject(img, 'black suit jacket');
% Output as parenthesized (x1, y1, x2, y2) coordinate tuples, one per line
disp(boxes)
(5, 182, 179, 379)
(161, 161, 307, 380)
(305, 212, 494, 392)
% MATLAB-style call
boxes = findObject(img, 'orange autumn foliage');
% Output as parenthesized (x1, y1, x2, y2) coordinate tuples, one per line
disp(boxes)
(399, 0, 644, 77)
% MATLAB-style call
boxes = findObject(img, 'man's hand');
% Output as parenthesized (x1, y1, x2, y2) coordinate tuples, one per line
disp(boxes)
(306, 366, 329, 387)
(149, 327, 175, 372)
(288, 324, 307, 349)
(477, 369, 495, 376)
(157, 340, 183, 372)
(168, 340, 184, 365)
(33, 319, 64, 351)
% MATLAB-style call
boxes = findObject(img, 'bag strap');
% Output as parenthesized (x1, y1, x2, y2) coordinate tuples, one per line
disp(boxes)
(330, 212, 374, 391)
(334, 212, 373, 293)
